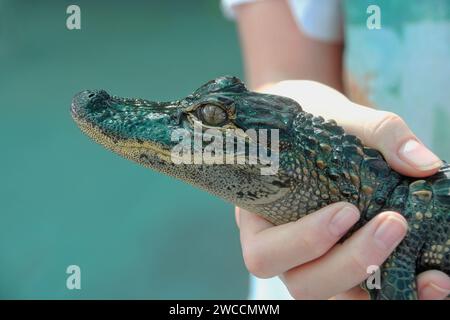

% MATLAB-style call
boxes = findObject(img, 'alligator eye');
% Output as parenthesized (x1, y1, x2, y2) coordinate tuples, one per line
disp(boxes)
(198, 104, 227, 126)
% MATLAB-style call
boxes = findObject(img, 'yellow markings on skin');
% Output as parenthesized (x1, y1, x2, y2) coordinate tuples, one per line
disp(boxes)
(319, 174, 327, 183)
(316, 159, 326, 170)
(415, 212, 423, 220)
(423, 252, 444, 264)
(362, 185, 373, 196)
(329, 186, 340, 196)
(350, 174, 360, 187)
(410, 180, 426, 188)
(413, 224, 420, 229)
(424, 245, 444, 265)
(412, 190, 432, 202)
(319, 143, 332, 153)
(425, 211, 433, 218)
(73, 115, 173, 164)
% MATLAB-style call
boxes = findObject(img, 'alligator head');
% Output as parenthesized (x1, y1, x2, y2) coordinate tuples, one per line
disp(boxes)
(71, 76, 301, 211)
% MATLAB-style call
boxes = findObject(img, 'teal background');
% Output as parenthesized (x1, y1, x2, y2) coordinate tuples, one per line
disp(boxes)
(344, 0, 450, 160)
(0, 0, 249, 298)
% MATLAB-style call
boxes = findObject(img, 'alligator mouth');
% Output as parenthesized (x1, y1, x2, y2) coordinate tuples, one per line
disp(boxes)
(70, 100, 81, 118)
(71, 101, 176, 167)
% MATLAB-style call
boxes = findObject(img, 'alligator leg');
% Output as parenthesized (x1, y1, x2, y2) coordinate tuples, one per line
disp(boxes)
(376, 256, 418, 300)
(360, 223, 422, 300)
(371, 182, 431, 300)
(361, 249, 417, 299)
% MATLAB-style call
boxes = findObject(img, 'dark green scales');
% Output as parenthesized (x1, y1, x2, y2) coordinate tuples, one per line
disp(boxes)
(71, 76, 450, 300)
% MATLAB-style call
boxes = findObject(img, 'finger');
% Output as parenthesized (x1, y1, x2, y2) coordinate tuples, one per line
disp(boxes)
(417, 270, 450, 300)
(281, 211, 407, 299)
(238, 202, 360, 278)
(331, 286, 368, 300)
(335, 271, 450, 300)
(263, 80, 442, 177)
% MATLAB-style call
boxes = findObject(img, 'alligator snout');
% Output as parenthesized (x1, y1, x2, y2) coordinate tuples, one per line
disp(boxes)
(71, 89, 111, 117)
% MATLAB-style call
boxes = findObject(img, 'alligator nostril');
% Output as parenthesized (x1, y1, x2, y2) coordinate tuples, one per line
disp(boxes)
(88, 93, 95, 98)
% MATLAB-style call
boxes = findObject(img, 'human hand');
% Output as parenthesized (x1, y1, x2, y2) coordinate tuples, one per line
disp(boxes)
(237, 80, 450, 300)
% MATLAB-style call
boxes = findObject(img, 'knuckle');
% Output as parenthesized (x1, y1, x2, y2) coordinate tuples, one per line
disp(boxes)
(369, 111, 407, 141)
(347, 250, 372, 279)
(292, 219, 335, 259)
(242, 243, 273, 279)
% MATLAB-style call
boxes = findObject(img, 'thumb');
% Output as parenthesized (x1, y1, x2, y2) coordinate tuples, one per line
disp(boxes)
(337, 105, 442, 177)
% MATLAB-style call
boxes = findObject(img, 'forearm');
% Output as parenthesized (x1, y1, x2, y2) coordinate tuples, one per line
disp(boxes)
(234, 0, 344, 92)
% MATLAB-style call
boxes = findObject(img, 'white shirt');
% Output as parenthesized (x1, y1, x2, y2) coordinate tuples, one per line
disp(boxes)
(221, 0, 343, 43)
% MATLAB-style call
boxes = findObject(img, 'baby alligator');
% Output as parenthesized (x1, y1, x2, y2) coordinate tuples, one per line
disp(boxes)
(71, 76, 450, 300)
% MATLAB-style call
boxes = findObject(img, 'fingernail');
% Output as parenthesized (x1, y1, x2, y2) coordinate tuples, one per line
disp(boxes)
(398, 139, 442, 170)
(329, 206, 360, 237)
(420, 282, 450, 300)
(374, 215, 407, 250)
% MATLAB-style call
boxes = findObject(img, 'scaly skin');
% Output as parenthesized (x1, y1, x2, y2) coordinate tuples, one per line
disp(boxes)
(71, 76, 450, 300)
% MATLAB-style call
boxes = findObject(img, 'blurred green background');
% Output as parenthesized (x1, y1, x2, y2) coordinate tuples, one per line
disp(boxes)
(0, 0, 249, 299)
